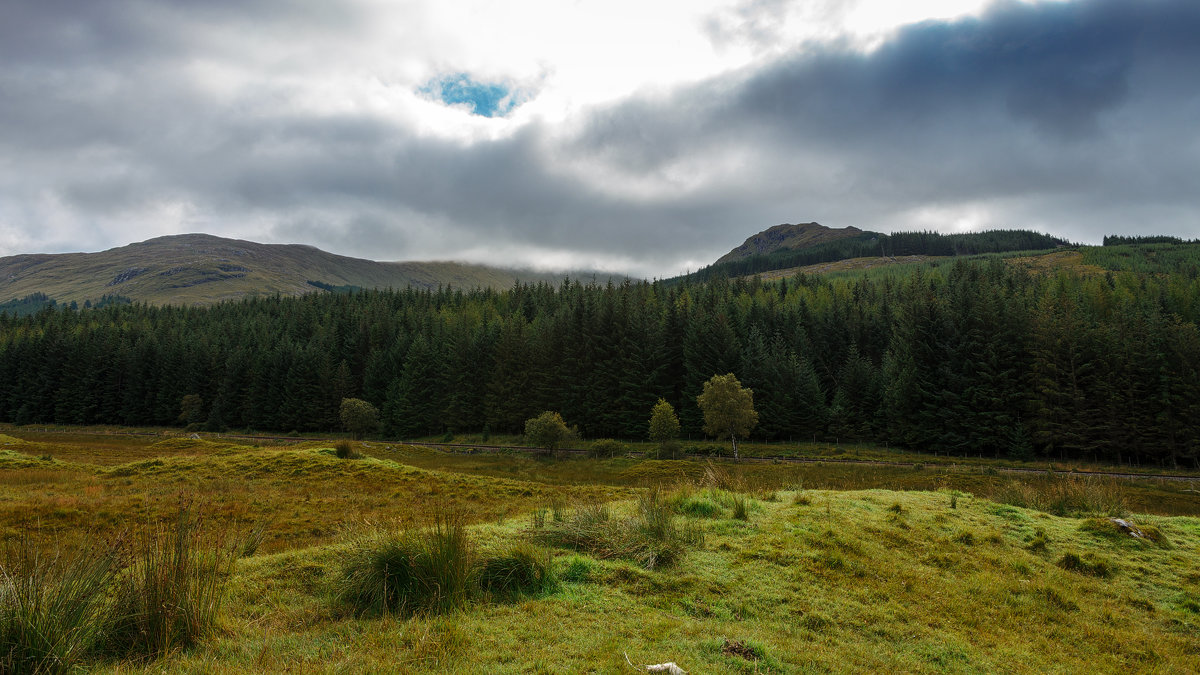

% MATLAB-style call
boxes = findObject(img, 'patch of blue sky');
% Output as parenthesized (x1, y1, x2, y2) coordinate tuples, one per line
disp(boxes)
(421, 73, 526, 118)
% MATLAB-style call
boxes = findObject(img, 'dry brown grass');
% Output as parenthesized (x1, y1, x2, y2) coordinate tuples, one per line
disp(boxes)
(2, 429, 1198, 673)
(0, 435, 629, 555)
(1006, 250, 1106, 276)
(751, 255, 944, 282)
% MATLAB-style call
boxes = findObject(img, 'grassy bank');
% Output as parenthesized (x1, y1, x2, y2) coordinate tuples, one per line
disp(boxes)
(1, 432, 1198, 672)
(56, 489, 1200, 673)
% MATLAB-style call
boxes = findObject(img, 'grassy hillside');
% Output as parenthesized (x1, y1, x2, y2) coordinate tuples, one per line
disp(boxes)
(742, 242, 1200, 285)
(715, 222, 864, 264)
(0, 234, 608, 306)
(111, 488, 1200, 674)
(2, 432, 1198, 673)
(748, 254, 947, 281)
(689, 228, 1067, 284)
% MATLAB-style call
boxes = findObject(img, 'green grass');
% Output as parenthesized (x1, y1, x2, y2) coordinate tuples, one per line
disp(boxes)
(1, 505, 233, 672)
(105, 504, 235, 658)
(532, 491, 703, 570)
(59, 488, 1198, 673)
(334, 515, 475, 618)
(2, 430, 1199, 672)
(477, 544, 558, 601)
(1, 535, 118, 674)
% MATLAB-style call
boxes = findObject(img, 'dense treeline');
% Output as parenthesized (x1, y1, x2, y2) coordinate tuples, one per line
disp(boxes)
(0, 293, 57, 317)
(1, 256, 1199, 467)
(1082, 243, 1200, 278)
(0, 293, 131, 317)
(690, 229, 1068, 281)
(1103, 235, 1196, 246)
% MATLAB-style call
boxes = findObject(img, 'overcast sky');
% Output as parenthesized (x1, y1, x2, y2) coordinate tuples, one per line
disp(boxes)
(1, 0, 1197, 278)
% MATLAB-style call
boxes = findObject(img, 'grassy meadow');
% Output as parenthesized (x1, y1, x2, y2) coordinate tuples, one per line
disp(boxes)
(1, 429, 1198, 673)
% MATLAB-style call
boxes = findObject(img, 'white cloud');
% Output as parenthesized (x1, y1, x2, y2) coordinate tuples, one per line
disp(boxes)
(1, 0, 1197, 278)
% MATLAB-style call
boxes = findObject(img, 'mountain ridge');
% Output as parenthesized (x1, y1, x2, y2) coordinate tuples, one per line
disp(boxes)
(0, 233, 619, 306)
(715, 222, 865, 264)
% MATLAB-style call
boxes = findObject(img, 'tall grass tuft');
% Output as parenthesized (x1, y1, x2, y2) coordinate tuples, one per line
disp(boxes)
(995, 475, 1129, 517)
(534, 492, 702, 569)
(731, 495, 750, 521)
(233, 518, 272, 558)
(673, 489, 721, 518)
(477, 544, 558, 601)
(334, 441, 362, 460)
(1, 536, 118, 675)
(549, 494, 568, 524)
(107, 505, 235, 658)
(701, 461, 743, 492)
(1057, 552, 1113, 578)
(335, 515, 474, 617)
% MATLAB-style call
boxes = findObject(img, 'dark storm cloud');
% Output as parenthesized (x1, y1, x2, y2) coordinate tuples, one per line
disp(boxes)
(569, 0, 1200, 245)
(1, 0, 1197, 274)
(738, 0, 1142, 140)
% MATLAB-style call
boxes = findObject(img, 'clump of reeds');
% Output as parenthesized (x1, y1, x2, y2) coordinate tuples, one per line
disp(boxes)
(106, 505, 236, 657)
(334, 514, 474, 617)
(1, 534, 119, 675)
(533, 491, 702, 569)
(994, 474, 1129, 517)
(334, 441, 362, 459)
(477, 544, 558, 601)
(2, 502, 235, 671)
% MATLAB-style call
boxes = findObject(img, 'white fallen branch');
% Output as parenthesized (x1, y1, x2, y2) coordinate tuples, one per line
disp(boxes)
(625, 651, 686, 674)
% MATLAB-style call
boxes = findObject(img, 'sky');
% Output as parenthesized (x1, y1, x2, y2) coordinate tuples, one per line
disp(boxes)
(0, 0, 1197, 278)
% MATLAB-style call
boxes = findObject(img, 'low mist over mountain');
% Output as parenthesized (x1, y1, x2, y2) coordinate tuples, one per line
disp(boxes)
(0, 234, 618, 306)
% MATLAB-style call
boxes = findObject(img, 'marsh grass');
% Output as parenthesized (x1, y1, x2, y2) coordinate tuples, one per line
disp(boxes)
(701, 461, 743, 492)
(731, 495, 750, 521)
(994, 474, 1129, 517)
(477, 544, 558, 601)
(1057, 552, 1114, 578)
(107, 505, 236, 658)
(334, 515, 474, 617)
(4, 430, 1200, 672)
(0, 534, 119, 675)
(559, 555, 597, 583)
(549, 494, 567, 524)
(673, 492, 721, 518)
(233, 518, 272, 558)
(533, 491, 702, 569)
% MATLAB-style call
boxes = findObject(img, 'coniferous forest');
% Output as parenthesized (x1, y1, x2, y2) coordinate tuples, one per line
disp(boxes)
(2, 253, 1198, 467)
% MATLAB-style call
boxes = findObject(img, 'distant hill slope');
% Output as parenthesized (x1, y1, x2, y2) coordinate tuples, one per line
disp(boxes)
(686, 226, 1069, 283)
(0, 234, 611, 306)
(716, 222, 863, 263)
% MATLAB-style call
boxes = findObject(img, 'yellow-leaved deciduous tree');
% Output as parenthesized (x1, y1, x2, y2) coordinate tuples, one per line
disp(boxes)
(697, 373, 758, 460)
(648, 398, 681, 459)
